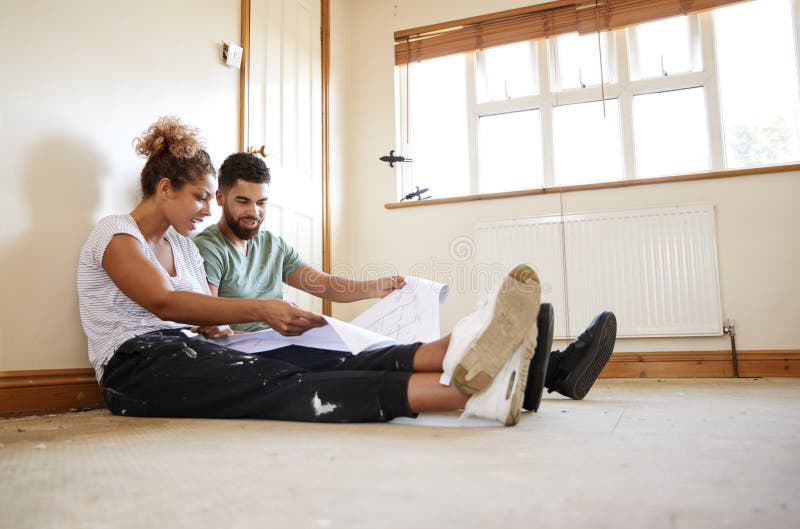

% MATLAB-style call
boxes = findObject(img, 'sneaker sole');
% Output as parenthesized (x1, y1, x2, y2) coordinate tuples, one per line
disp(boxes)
(555, 312, 617, 400)
(523, 303, 554, 412)
(500, 338, 535, 426)
(453, 264, 541, 395)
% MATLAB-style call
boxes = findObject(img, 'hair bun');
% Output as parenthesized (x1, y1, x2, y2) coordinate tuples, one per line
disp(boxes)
(133, 116, 204, 159)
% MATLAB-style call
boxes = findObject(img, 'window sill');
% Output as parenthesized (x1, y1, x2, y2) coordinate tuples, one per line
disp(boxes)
(384, 163, 800, 209)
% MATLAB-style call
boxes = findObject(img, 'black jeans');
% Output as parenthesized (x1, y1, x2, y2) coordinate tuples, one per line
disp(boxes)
(101, 329, 422, 423)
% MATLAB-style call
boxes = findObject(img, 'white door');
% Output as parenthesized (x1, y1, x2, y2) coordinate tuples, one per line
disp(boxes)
(247, 0, 322, 313)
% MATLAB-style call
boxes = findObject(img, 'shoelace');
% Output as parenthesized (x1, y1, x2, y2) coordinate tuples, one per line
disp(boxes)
(546, 340, 587, 391)
(557, 333, 592, 369)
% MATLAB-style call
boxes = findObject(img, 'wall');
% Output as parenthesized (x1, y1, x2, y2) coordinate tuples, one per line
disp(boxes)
(0, 0, 240, 371)
(332, 0, 800, 353)
(329, 0, 353, 303)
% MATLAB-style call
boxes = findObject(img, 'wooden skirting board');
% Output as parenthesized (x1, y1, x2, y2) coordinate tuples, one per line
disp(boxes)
(600, 350, 800, 378)
(0, 368, 104, 418)
(1, 350, 798, 417)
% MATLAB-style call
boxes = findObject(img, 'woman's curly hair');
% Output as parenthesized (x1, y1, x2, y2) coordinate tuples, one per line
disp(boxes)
(133, 116, 216, 198)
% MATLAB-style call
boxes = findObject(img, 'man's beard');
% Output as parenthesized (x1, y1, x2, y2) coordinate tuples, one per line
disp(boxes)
(224, 209, 263, 240)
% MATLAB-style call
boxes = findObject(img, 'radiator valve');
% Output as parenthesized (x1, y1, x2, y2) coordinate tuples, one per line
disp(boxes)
(723, 318, 736, 337)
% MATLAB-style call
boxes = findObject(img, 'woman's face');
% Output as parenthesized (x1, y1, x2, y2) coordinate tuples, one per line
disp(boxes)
(166, 173, 215, 236)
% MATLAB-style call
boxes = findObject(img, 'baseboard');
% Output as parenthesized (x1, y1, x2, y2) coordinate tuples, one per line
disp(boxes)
(737, 350, 800, 377)
(1, 350, 797, 416)
(0, 368, 104, 418)
(599, 350, 800, 378)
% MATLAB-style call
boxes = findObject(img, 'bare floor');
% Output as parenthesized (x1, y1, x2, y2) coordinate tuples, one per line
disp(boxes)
(1, 379, 798, 529)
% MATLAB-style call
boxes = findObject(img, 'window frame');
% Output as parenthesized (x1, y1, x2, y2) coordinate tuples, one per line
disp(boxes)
(393, 0, 800, 204)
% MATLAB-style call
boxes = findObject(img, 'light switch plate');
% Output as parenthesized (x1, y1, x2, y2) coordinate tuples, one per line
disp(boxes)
(222, 42, 243, 69)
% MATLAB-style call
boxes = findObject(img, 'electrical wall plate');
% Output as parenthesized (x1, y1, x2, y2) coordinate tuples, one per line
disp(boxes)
(222, 42, 243, 69)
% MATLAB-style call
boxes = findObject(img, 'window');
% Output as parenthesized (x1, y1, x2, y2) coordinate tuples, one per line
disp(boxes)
(553, 100, 623, 185)
(633, 88, 710, 177)
(714, 0, 800, 167)
(396, 0, 800, 200)
(400, 54, 470, 198)
(478, 110, 543, 193)
(478, 41, 538, 102)
(629, 16, 698, 80)
(552, 32, 612, 90)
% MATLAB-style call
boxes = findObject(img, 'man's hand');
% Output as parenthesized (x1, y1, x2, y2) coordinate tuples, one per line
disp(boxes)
(374, 275, 406, 298)
(191, 325, 235, 339)
(261, 299, 327, 336)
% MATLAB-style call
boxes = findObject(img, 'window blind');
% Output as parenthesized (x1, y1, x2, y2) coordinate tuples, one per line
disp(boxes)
(395, 0, 746, 65)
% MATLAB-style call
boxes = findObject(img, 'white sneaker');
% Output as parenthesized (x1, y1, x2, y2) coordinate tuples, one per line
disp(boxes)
(463, 334, 535, 426)
(440, 298, 494, 387)
(446, 264, 541, 395)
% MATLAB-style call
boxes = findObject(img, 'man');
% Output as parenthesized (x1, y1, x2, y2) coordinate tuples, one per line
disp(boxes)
(194, 152, 617, 410)
(193, 152, 404, 336)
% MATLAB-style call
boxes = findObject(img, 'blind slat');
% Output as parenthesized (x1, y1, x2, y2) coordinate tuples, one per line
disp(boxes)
(576, 0, 742, 33)
(395, 0, 745, 65)
(396, 7, 578, 64)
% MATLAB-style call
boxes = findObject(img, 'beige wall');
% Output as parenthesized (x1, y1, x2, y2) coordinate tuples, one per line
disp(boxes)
(329, 0, 353, 291)
(331, 0, 800, 353)
(2, 0, 795, 375)
(0, 0, 240, 370)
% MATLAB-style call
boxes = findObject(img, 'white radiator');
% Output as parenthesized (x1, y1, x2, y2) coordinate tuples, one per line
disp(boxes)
(474, 203, 723, 339)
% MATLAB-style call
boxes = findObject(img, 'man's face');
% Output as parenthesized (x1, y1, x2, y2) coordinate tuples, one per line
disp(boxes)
(217, 180, 269, 240)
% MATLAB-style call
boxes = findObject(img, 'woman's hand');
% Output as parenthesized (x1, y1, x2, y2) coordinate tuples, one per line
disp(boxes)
(374, 275, 406, 298)
(261, 299, 327, 336)
(191, 325, 234, 339)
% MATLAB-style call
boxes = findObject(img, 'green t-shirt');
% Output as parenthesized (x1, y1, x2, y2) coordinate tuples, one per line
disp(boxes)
(193, 224, 306, 332)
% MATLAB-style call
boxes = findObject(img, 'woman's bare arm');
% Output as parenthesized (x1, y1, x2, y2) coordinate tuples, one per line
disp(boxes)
(101, 234, 325, 335)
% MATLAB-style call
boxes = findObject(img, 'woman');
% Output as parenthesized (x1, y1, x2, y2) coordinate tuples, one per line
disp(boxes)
(77, 116, 546, 425)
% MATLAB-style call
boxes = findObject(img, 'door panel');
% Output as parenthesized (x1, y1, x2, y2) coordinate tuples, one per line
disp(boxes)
(248, 0, 322, 313)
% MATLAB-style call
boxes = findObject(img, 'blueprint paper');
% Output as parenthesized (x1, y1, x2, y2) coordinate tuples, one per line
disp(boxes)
(206, 276, 448, 355)
(209, 315, 397, 354)
(323, 316, 398, 352)
(350, 276, 449, 342)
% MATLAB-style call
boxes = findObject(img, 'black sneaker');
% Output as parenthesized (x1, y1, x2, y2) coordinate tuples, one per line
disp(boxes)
(546, 311, 617, 400)
(523, 303, 554, 412)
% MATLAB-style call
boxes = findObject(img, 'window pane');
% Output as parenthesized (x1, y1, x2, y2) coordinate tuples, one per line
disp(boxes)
(633, 88, 710, 177)
(553, 99, 622, 185)
(714, 0, 800, 168)
(478, 41, 537, 102)
(553, 32, 610, 91)
(406, 54, 470, 198)
(478, 111, 543, 193)
(630, 15, 695, 80)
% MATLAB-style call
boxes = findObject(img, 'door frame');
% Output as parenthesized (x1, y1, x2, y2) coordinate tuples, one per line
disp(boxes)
(239, 0, 332, 316)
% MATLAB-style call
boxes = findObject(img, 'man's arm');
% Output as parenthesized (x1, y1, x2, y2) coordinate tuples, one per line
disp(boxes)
(285, 265, 405, 303)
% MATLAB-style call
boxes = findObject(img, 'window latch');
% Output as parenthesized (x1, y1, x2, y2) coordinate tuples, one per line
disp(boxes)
(401, 186, 430, 201)
(380, 149, 413, 168)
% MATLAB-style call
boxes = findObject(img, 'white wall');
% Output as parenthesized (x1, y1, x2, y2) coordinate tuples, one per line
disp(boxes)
(0, 0, 240, 370)
(331, 0, 800, 353)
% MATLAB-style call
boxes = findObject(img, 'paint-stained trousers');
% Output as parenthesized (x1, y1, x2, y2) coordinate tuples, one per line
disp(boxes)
(101, 329, 421, 422)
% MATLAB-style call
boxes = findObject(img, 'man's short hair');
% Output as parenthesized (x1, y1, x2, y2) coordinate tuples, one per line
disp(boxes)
(218, 152, 271, 190)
